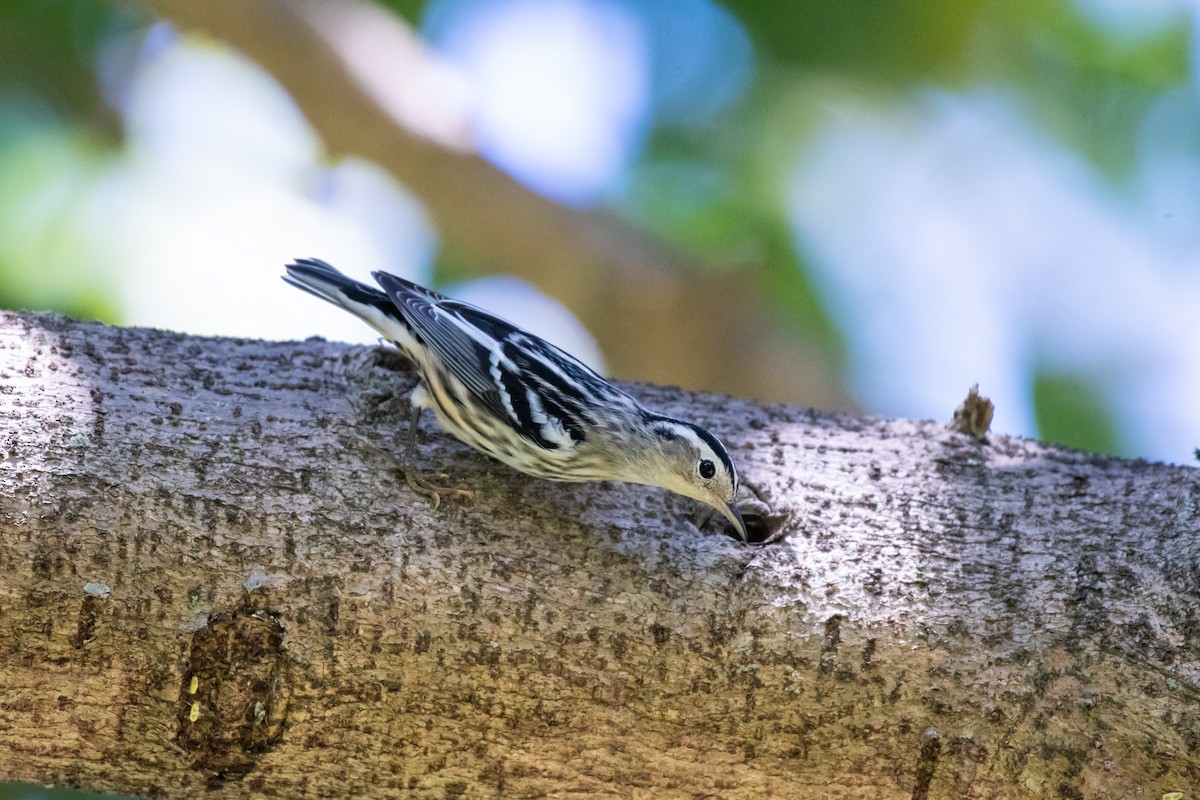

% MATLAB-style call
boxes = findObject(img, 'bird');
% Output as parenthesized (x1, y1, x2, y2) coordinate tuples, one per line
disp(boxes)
(283, 257, 747, 541)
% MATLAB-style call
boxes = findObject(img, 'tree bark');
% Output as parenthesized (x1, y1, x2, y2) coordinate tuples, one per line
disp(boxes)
(1, 312, 1199, 799)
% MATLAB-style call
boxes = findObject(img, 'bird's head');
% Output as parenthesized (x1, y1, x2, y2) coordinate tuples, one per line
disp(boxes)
(635, 415, 746, 541)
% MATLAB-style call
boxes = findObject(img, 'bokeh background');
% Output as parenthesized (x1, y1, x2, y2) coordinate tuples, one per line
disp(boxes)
(2, 0, 1199, 796)
(4, 0, 1199, 469)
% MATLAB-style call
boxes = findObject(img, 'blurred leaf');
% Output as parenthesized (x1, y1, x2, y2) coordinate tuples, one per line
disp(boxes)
(379, 0, 430, 26)
(622, 159, 751, 264)
(0, 0, 141, 135)
(0, 110, 121, 322)
(719, 0, 984, 83)
(982, 0, 1189, 90)
(1032, 371, 1120, 455)
(626, 115, 843, 359)
(973, 1, 1190, 177)
(719, 0, 1189, 179)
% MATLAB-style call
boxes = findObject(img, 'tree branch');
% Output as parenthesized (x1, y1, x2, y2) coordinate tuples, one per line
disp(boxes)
(1, 311, 1198, 797)
(123, 0, 849, 410)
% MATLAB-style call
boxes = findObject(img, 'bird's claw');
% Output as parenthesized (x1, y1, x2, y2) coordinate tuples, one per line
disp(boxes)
(404, 469, 474, 509)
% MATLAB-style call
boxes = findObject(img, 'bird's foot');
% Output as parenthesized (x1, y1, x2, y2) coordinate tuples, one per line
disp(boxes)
(346, 430, 472, 509)
(403, 469, 474, 510)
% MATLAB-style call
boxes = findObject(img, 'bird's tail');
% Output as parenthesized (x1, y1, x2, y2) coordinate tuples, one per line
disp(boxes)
(283, 257, 415, 345)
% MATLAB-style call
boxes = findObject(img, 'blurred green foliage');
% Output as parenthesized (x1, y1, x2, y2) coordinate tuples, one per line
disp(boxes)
(722, 0, 983, 79)
(0, 107, 121, 322)
(0, 0, 1180, 433)
(622, 120, 843, 355)
(0, 0, 122, 129)
(0, 0, 134, 323)
(1032, 370, 1120, 455)
(0, 0, 1182, 443)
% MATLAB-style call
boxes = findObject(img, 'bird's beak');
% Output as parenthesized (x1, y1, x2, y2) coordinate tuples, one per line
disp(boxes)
(721, 501, 748, 542)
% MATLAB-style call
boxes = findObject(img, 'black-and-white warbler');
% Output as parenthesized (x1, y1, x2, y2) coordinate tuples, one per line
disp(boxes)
(283, 257, 746, 540)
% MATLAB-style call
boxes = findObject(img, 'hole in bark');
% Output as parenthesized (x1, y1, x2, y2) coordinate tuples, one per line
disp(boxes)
(739, 507, 789, 544)
(177, 610, 290, 777)
(371, 347, 409, 372)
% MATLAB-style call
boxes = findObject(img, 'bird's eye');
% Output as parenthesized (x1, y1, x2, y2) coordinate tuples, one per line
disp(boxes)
(698, 459, 716, 480)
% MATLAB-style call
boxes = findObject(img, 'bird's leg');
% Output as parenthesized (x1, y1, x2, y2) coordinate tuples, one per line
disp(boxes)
(399, 403, 473, 509)
(346, 400, 472, 509)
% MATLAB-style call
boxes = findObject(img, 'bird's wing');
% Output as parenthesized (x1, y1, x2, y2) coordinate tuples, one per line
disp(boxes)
(373, 272, 634, 450)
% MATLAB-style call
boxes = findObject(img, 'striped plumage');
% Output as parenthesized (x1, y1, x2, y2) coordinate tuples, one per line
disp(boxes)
(283, 257, 746, 540)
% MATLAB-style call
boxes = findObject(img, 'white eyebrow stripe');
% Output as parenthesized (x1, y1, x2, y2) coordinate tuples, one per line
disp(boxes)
(672, 424, 704, 450)
(658, 417, 738, 485)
